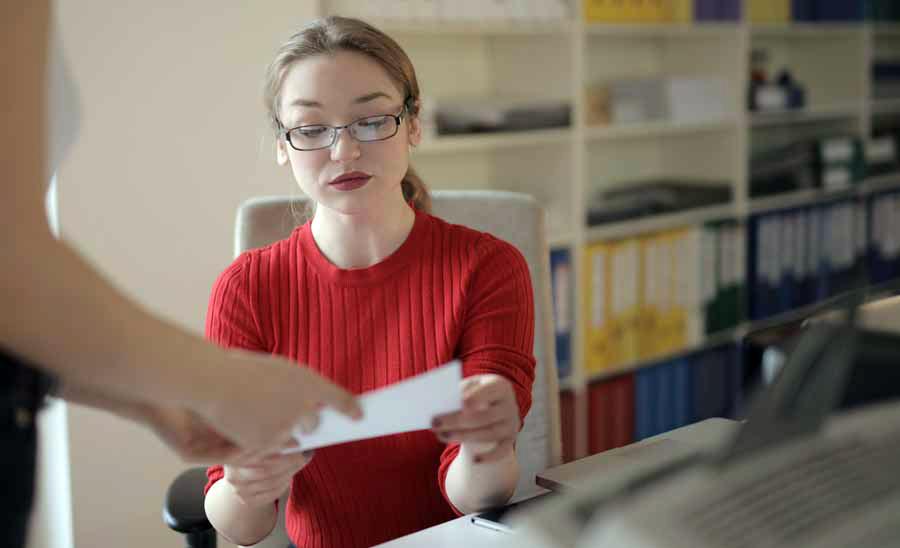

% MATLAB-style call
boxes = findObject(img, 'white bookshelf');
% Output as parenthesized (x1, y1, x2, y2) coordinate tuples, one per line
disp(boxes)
(317, 1, 900, 459)
(586, 118, 738, 141)
(417, 128, 572, 154)
(749, 103, 862, 127)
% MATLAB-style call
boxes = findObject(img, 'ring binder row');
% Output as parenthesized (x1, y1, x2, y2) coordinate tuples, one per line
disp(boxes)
(556, 338, 742, 461)
(550, 188, 900, 460)
(583, 1, 900, 23)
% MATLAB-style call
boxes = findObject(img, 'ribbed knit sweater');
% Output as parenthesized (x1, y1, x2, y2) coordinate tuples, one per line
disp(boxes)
(204, 208, 535, 548)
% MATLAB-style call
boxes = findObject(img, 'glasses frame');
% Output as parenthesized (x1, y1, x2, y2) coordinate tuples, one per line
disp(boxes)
(282, 102, 409, 152)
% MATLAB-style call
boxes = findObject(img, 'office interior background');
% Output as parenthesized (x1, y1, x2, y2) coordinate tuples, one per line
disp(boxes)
(47, 0, 900, 546)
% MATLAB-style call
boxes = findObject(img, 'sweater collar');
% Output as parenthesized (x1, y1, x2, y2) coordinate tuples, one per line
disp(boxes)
(298, 207, 428, 287)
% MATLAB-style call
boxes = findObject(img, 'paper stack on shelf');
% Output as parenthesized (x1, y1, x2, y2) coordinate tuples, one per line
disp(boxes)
(586, 179, 732, 226)
(429, 96, 571, 136)
(588, 76, 729, 127)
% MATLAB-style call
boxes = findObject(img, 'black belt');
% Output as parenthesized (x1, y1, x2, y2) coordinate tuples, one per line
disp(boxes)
(0, 347, 56, 430)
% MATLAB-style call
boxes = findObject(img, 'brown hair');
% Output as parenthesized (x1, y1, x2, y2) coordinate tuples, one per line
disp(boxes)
(264, 16, 431, 214)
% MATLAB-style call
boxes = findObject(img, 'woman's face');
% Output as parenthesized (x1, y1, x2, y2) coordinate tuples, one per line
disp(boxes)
(276, 50, 420, 217)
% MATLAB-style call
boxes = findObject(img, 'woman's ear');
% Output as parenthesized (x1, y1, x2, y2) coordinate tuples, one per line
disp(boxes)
(276, 137, 289, 166)
(407, 116, 422, 147)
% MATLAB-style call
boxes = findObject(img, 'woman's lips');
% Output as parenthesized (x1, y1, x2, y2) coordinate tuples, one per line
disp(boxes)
(329, 172, 371, 192)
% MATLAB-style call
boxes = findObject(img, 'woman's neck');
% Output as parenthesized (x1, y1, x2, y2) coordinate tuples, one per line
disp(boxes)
(310, 193, 417, 270)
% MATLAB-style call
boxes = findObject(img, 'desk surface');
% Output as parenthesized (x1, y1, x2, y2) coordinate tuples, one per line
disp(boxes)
(374, 514, 517, 547)
(377, 418, 739, 547)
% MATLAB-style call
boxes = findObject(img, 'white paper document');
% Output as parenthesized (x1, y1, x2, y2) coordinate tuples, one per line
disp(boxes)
(284, 360, 462, 453)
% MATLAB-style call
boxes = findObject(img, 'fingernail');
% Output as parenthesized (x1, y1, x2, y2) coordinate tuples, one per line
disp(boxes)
(431, 418, 442, 428)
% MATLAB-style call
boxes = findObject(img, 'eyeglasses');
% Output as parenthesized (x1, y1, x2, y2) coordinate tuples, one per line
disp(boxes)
(282, 107, 406, 152)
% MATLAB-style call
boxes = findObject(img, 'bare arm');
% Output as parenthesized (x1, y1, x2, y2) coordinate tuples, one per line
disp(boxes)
(204, 481, 279, 546)
(0, 2, 361, 456)
(444, 443, 519, 514)
(1, 1, 226, 410)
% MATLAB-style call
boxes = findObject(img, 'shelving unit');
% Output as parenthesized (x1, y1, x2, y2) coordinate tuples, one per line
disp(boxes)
(318, 0, 900, 459)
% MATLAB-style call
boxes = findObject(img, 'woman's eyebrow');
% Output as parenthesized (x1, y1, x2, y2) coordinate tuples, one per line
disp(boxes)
(288, 91, 392, 109)
(353, 91, 392, 104)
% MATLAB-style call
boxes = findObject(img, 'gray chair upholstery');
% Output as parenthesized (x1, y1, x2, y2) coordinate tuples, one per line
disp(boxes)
(235, 190, 562, 500)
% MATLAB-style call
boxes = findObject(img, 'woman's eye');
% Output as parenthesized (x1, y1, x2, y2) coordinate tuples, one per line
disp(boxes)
(298, 127, 328, 138)
(358, 117, 387, 128)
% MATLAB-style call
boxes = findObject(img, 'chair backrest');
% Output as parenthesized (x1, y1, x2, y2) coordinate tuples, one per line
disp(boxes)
(235, 190, 562, 499)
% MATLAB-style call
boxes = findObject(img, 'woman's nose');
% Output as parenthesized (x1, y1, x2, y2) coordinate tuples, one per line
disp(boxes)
(330, 127, 361, 162)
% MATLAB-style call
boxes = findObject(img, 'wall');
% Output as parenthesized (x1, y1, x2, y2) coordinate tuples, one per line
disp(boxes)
(55, 2, 318, 546)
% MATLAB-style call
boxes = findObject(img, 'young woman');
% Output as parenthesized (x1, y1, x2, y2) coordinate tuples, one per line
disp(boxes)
(203, 16, 536, 548)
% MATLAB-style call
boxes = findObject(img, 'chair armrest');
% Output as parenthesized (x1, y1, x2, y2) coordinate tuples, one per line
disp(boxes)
(163, 467, 213, 534)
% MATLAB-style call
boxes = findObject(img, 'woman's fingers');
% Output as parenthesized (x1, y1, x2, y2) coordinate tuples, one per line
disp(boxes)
(472, 438, 516, 463)
(437, 418, 517, 444)
(433, 404, 507, 433)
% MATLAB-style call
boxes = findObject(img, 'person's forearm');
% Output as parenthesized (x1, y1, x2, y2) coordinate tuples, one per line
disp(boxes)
(57, 380, 151, 423)
(444, 444, 519, 514)
(1, 0, 226, 413)
(1, 228, 228, 410)
(204, 480, 278, 546)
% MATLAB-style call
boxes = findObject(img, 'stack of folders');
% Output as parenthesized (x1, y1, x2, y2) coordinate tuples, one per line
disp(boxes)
(328, 0, 570, 22)
(633, 344, 742, 441)
(790, 0, 865, 21)
(550, 248, 573, 380)
(816, 136, 865, 191)
(747, 198, 868, 320)
(584, 343, 742, 454)
(559, 388, 577, 462)
(749, 136, 865, 197)
(587, 373, 635, 454)
(583, 223, 742, 376)
(583, 0, 739, 22)
(872, 62, 900, 101)
(747, 0, 790, 22)
(865, 135, 899, 177)
(866, 0, 900, 20)
(702, 221, 746, 335)
(869, 190, 900, 284)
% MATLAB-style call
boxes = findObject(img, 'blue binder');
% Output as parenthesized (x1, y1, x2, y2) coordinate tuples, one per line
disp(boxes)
(549, 248, 572, 379)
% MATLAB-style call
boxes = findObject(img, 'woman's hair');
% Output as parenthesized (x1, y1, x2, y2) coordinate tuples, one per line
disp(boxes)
(264, 16, 431, 214)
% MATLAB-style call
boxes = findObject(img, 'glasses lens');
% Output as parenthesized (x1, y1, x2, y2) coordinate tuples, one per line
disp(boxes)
(351, 115, 399, 142)
(289, 126, 334, 150)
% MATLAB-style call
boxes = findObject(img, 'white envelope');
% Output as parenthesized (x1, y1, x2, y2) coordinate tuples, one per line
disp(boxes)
(284, 360, 462, 453)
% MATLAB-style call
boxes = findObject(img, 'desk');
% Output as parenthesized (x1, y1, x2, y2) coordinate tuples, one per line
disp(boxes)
(373, 514, 517, 548)
(376, 418, 739, 547)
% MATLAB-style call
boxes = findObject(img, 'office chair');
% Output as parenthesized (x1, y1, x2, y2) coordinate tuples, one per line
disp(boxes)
(163, 190, 562, 546)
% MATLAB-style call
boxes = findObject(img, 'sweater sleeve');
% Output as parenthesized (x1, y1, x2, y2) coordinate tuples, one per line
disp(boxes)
(437, 237, 537, 513)
(203, 253, 267, 495)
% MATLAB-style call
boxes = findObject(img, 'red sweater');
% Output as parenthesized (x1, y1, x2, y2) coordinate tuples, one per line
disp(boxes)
(204, 209, 535, 548)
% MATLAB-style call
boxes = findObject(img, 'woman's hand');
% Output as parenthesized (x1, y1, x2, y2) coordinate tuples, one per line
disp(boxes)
(223, 450, 314, 509)
(432, 374, 520, 463)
